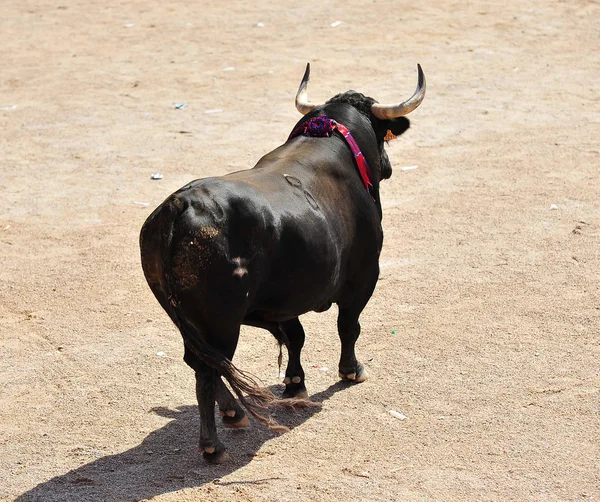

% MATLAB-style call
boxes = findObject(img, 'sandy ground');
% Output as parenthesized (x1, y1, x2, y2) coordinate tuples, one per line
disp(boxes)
(1, 0, 599, 500)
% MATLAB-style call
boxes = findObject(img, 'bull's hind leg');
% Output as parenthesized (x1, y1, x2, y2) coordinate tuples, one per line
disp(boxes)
(215, 379, 250, 428)
(337, 306, 369, 383)
(193, 364, 230, 464)
(280, 318, 308, 399)
(184, 345, 231, 464)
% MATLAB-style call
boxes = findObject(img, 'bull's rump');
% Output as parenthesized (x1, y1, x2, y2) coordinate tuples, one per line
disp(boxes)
(140, 174, 350, 325)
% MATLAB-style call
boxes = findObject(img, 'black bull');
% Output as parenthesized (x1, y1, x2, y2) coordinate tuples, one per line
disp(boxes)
(140, 64, 426, 463)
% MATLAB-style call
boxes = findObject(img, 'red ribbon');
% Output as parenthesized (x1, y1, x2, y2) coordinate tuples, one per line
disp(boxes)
(288, 115, 374, 197)
(332, 121, 373, 194)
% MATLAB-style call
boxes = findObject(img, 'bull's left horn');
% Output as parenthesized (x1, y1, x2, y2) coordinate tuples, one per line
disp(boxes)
(295, 63, 325, 114)
(371, 64, 426, 120)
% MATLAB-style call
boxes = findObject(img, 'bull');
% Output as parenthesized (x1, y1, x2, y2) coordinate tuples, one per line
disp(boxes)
(139, 64, 426, 463)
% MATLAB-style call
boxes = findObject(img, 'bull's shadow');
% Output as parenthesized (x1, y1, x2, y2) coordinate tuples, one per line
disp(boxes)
(15, 383, 347, 502)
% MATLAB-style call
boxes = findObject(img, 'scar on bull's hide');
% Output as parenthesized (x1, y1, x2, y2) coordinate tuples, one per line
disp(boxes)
(232, 257, 248, 278)
(174, 237, 214, 288)
(172, 246, 202, 289)
(196, 226, 219, 239)
(304, 191, 319, 210)
(283, 173, 302, 188)
(283, 174, 319, 210)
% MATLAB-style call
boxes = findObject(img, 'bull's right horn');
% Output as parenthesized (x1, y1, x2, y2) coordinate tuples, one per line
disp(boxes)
(371, 64, 426, 120)
(295, 63, 325, 115)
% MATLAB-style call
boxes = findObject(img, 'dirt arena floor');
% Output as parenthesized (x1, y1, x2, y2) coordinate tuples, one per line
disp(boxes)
(1, 0, 599, 500)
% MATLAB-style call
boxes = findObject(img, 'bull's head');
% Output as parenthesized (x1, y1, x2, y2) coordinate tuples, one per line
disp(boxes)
(294, 64, 425, 181)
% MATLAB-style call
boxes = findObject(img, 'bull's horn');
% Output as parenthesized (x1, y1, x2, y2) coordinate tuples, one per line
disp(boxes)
(295, 63, 325, 115)
(371, 64, 426, 120)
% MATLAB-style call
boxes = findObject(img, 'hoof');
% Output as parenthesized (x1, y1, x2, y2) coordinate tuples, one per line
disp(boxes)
(223, 414, 251, 428)
(219, 409, 237, 418)
(339, 364, 368, 383)
(339, 371, 356, 380)
(284, 375, 302, 385)
(202, 449, 230, 464)
(283, 385, 308, 399)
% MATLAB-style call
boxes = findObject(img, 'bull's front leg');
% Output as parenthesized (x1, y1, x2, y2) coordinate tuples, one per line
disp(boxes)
(195, 367, 230, 464)
(337, 307, 369, 383)
(280, 318, 308, 399)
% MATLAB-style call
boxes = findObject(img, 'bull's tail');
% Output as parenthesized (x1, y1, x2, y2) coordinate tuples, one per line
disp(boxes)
(175, 313, 290, 432)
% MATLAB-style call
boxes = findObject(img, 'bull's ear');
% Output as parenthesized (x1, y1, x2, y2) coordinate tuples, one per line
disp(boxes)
(382, 117, 410, 141)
